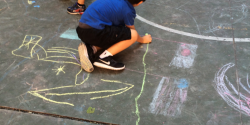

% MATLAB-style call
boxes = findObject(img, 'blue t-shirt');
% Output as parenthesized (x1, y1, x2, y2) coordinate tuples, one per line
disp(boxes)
(79, 0, 136, 29)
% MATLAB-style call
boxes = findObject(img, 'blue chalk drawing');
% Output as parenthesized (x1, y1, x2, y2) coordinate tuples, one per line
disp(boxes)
(74, 106, 83, 112)
(32, 1, 36, 4)
(34, 5, 40, 8)
(60, 29, 81, 40)
(74, 104, 85, 113)
(177, 79, 189, 89)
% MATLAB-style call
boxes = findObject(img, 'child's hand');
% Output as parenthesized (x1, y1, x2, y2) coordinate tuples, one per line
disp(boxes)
(142, 34, 152, 43)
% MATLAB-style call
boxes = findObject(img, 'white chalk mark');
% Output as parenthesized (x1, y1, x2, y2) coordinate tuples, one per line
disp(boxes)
(149, 77, 167, 113)
(239, 78, 250, 94)
(169, 43, 197, 69)
(149, 78, 189, 117)
(136, 15, 250, 42)
(214, 63, 250, 116)
(233, 4, 248, 24)
(4, 60, 16, 72)
(176, 8, 201, 35)
(247, 74, 250, 88)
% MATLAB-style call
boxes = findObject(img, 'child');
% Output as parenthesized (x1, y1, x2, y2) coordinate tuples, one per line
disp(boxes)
(76, 0, 152, 72)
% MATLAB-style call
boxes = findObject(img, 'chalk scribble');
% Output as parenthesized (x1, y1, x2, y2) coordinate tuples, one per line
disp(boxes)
(169, 43, 197, 69)
(214, 63, 250, 116)
(149, 77, 189, 117)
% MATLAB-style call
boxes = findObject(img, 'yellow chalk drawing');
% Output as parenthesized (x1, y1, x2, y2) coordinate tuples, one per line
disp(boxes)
(52, 65, 65, 75)
(217, 26, 248, 31)
(12, 35, 134, 106)
(87, 107, 95, 114)
(12, 35, 80, 66)
(28, 0, 34, 4)
(28, 79, 134, 106)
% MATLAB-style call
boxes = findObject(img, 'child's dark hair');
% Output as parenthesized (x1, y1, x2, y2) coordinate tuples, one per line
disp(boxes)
(128, 0, 145, 5)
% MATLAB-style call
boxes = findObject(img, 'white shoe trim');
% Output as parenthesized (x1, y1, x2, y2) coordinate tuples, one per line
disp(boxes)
(67, 11, 83, 15)
(93, 62, 125, 70)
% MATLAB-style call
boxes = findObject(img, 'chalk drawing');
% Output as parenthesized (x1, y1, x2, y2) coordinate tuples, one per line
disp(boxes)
(177, 78, 189, 89)
(214, 63, 250, 116)
(34, 5, 40, 8)
(12, 35, 80, 66)
(35, 78, 133, 106)
(136, 15, 250, 42)
(135, 44, 149, 125)
(60, 29, 81, 40)
(169, 43, 197, 69)
(149, 77, 189, 117)
(28, 0, 35, 4)
(12, 35, 134, 106)
(217, 26, 247, 31)
(52, 65, 65, 75)
(87, 107, 95, 114)
(74, 105, 84, 113)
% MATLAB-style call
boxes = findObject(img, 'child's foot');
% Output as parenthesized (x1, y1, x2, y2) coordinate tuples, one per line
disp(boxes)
(78, 43, 94, 72)
(67, 2, 86, 15)
(93, 56, 125, 70)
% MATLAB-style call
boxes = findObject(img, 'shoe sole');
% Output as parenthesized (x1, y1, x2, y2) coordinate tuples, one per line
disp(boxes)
(93, 62, 125, 70)
(67, 11, 84, 15)
(78, 43, 94, 72)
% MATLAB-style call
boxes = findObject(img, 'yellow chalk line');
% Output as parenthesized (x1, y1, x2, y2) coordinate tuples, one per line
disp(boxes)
(12, 35, 134, 106)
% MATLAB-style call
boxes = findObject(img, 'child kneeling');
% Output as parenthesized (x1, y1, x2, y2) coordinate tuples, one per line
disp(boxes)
(76, 0, 152, 72)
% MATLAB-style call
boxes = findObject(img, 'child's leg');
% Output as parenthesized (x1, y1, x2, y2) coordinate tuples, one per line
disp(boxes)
(93, 46, 101, 52)
(78, 0, 85, 5)
(76, 24, 104, 72)
(94, 29, 139, 70)
(67, 0, 86, 15)
(106, 29, 138, 55)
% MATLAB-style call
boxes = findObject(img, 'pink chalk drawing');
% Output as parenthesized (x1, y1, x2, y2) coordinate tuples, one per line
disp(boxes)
(169, 43, 198, 69)
(181, 49, 191, 56)
(149, 77, 189, 117)
(214, 63, 250, 116)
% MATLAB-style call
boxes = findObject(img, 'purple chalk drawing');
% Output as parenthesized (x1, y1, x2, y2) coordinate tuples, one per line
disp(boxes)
(71, 54, 81, 64)
(149, 77, 189, 117)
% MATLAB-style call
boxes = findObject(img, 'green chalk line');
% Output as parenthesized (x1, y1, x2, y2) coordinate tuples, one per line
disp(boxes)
(135, 43, 149, 125)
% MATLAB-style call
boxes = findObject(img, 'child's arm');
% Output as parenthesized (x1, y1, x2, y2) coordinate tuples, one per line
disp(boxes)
(126, 25, 152, 44)
(126, 25, 136, 29)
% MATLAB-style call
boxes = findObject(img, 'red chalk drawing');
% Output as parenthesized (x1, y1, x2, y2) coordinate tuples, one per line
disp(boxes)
(169, 43, 197, 69)
(181, 49, 191, 56)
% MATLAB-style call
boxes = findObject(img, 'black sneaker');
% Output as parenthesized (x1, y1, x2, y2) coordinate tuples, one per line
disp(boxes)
(67, 2, 86, 15)
(78, 42, 94, 72)
(93, 56, 125, 70)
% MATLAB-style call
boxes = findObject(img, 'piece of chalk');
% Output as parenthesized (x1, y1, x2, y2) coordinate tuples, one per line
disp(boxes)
(144, 33, 151, 44)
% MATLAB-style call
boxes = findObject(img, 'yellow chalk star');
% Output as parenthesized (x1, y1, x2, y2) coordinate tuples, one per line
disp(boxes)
(52, 65, 66, 75)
